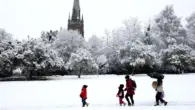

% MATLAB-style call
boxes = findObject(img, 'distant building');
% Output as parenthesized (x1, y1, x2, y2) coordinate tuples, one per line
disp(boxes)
(68, 0, 84, 37)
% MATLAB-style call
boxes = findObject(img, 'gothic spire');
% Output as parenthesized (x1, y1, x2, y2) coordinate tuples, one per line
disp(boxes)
(68, 0, 84, 37)
(72, 0, 81, 21)
(73, 0, 80, 11)
(82, 14, 84, 21)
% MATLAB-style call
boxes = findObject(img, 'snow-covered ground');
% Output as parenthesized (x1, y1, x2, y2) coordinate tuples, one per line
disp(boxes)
(0, 74, 195, 110)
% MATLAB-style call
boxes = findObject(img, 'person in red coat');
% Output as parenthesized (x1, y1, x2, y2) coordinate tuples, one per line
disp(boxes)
(80, 85, 89, 107)
(125, 75, 135, 106)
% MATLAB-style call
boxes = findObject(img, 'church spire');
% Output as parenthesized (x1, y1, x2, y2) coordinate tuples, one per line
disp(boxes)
(82, 14, 84, 22)
(68, 0, 84, 37)
(72, 0, 80, 21)
(73, 0, 80, 11)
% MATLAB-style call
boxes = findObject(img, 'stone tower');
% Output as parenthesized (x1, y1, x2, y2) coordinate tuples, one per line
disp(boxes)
(68, 0, 84, 37)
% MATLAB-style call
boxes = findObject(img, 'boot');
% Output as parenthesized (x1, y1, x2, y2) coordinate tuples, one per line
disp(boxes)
(85, 103, 89, 107)
(164, 102, 167, 106)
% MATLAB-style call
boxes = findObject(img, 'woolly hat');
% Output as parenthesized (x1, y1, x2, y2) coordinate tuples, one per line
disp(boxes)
(125, 75, 130, 79)
(83, 85, 88, 88)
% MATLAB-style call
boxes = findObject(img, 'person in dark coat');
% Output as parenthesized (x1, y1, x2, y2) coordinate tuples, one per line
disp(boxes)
(116, 84, 126, 106)
(125, 75, 135, 106)
(80, 85, 89, 107)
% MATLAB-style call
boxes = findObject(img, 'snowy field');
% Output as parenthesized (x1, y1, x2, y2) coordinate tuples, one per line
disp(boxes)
(0, 74, 195, 110)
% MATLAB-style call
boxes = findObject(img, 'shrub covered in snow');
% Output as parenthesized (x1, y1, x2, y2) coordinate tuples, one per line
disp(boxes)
(0, 54, 13, 77)
(65, 48, 98, 78)
(160, 44, 195, 73)
(0, 29, 14, 77)
(13, 38, 65, 79)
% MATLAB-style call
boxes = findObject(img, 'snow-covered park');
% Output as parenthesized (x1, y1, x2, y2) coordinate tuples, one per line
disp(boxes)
(1, 0, 195, 110)
(0, 74, 195, 110)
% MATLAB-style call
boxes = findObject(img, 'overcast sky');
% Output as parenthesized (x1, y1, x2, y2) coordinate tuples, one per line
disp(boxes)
(0, 0, 195, 41)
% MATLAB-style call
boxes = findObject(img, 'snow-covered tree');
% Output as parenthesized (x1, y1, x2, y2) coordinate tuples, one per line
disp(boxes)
(186, 12, 195, 39)
(96, 55, 109, 74)
(122, 17, 144, 41)
(0, 54, 12, 77)
(106, 49, 123, 74)
(154, 5, 184, 46)
(144, 24, 153, 45)
(119, 38, 157, 68)
(12, 38, 64, 79)
(65, 48, 98, 78)
(88, 35, 104, 57)
(53, 29, 86, 63)
(0, 28, 12, 42)
(160, 44, 194, 73)
(88, 35, 109, 74)
(41, 30, 58, 44)
(0, 29, 13, 53)
(0, 29, 14, 77)
(186, 12, 195, 48)
(99, 17, 160, 74)
(144, 21, 168, 50)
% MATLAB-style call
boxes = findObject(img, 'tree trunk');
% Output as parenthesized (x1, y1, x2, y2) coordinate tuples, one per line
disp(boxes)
(78, 68, 82, 78)
(96, 69, 99, 77)
(25, 67, 33, 80)
(78, 74, 81, 78)
(29, 70, 33, 80)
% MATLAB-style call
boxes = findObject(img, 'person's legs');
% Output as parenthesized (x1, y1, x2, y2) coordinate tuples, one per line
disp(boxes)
(160, 93, 164, 103)
(82, 98, 86, 107)
(121, 98, 126, 104)
(125, 94, 131, 106)
(130, 95, 134, 105)
(159, 96, 168, 106)
(122, 98, 125, 104)
(155, 92, 163, 106)
(119, 97, 123, 105)
(85, 101, 89, 107)
(159, 97, 165, 103)
(122, 98, 126, 106)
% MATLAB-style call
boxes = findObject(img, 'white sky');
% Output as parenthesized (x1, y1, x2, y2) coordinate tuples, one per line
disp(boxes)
(0, 0, 195, 41)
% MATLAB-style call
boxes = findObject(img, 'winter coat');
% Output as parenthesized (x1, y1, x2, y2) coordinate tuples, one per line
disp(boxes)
(125, 79, 135, 95)
(80, 88, 87, 99)
(117, 87, 124, 98)
(156, 85, 163, 92)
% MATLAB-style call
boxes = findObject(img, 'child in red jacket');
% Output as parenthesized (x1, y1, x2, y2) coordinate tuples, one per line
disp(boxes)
(80, 85, 89, 107)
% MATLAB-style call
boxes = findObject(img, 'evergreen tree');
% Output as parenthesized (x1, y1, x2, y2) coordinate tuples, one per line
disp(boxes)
(155, 5, 184, 46)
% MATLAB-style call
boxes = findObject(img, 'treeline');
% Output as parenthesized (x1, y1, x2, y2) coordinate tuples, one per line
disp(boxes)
(1, 5, 195, 79)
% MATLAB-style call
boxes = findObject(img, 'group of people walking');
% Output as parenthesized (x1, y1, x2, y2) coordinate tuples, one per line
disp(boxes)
(79, 75, 168, 107)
